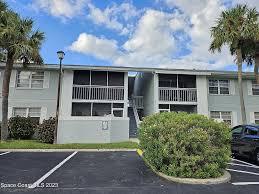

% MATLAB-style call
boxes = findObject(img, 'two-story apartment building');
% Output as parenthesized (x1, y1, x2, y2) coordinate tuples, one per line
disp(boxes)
(0, 63, 258, 143)
(134, 70, 259, 126)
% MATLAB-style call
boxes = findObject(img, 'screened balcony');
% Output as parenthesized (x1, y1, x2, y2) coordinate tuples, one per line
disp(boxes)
(159, 74, 197, 102)
(72, 70, 125, 101)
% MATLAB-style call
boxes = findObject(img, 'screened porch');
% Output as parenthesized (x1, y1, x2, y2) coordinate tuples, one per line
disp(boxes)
(72, 70, 125, 101)
(159, 74, 197, 102)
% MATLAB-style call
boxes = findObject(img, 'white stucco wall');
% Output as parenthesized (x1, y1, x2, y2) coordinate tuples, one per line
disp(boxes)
(0, 69, 58, 122)
(196, 75, 209, 116)
(133, 72, 156, 116)
(57, 70, 130, 143)
(57, 117, 129, 143)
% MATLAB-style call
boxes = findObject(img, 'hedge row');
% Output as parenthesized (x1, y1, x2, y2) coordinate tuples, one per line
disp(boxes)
(4, 116, 56, 143)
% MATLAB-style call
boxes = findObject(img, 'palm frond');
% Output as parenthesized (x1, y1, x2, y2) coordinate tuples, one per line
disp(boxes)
(0, 0, 7, 12)
(209, 3, 259, 69)
(0, 8, 45, 66)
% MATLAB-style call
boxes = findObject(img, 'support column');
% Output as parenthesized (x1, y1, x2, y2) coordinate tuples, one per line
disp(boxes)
(196, 76, 209, 116)
(124, 72, 128, 117)
(153, 73, 159, 113)
(59, 70, 73, 120)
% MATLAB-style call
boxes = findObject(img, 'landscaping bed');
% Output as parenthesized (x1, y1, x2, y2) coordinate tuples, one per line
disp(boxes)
(0, 140, 138, 149)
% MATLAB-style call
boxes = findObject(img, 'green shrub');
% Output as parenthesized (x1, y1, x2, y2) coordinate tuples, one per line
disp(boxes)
(37, 117, 56, 144)
(139, 112, 231, 179)
(8, 116, 36, 139)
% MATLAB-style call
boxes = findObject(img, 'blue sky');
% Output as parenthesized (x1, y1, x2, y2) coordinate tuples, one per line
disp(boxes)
(6, 0, 258, 71)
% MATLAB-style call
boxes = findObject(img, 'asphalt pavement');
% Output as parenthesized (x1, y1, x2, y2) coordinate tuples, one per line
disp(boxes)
(0, 151, 258, 194)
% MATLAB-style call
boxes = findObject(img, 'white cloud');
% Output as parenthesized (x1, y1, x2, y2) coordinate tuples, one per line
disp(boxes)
(87, 4, 123, 33)
(87, 2, 140, 35)
(69, 10, 196, 68)
(31, 0, 88, 20)
(231, 0, 259, 10)
(70, 0, 255, 70)
(160, 0, 235, 69)
(69, 33, 120, 61)
(117, 10, 180, 67)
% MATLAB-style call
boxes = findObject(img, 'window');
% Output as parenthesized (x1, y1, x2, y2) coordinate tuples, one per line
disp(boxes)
(73, 71, 125, 87)
(13, 107, 41, 123)
(91, 71, 107, 86)
(16, 71, 44, 88)
(255, 112, 259, 124)
(92, 103, 111, 116)
(159, 74, 177, 88)
(209, 80, 230, 95)
(252, 81, 259, 95)
(170, 105, 197, 113)
(232, 126, 243, 134)
(159, 104, 170, 113)
(244, 126, 259, 136)
(112, 103, 124, 117)
(158, 74, 196, 88)
(210, 111, 232, 125)
(71, 103, 124, 117)
(178, 75, 196, 88)
(73, 70, 90, 85)
(72, 103, 91, 116)
(108, 72, 124, 86)
(13, 108, 27, 117)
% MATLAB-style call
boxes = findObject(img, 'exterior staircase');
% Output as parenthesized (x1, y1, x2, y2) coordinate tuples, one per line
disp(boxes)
(128, 107, 138, 138)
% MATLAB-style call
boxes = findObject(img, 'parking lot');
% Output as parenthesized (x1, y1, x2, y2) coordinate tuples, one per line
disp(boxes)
(0, 151, 259, 194)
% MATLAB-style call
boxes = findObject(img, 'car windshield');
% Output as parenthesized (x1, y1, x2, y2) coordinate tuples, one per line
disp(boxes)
(232, 125, 259, 135)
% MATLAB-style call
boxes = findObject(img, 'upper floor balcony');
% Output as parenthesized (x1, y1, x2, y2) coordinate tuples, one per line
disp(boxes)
(159, 87, 197, 102)
(158, 74, 197, 103)
(72, 85, 124, 101)
(72, 70, 125, 101)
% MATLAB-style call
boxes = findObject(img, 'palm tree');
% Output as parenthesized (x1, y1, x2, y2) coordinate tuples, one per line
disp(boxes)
(239, 40, 259, 84)
(0, 1, 45, 140)
(255, 41, 259, 84)
(209, 4, 259, 125)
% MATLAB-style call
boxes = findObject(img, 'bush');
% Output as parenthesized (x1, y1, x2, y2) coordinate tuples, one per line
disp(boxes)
(139, 112, 231, 179)
(8, 116, 36, 139)
(37, 117, 56, 144)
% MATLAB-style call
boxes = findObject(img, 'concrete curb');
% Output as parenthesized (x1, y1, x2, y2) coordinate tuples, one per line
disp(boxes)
(137, 149, 231, 185)
(0, 149, 137, 152)
(153, 168, 231, 185)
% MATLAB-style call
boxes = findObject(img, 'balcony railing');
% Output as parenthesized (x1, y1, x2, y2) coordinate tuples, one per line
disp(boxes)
(132, 96, 144, 109)
(73, 85, 124, 101)
(159, 87, 197, 102)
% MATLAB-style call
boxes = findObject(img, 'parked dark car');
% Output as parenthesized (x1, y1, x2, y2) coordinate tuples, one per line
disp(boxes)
(231, 125, 259, 164)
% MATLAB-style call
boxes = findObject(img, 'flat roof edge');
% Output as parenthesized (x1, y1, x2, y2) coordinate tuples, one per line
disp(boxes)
(0, 63, 256, 77)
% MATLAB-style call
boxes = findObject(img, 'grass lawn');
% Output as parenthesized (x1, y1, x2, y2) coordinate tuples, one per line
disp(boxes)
(0, 140, 138, 149)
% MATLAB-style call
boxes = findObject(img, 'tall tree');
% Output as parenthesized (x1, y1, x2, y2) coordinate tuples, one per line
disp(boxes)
(209, 5, 259, 124)
(0, 0, 45, 140)
(243, 40, 259, 84)
(255, 41, 259, 84)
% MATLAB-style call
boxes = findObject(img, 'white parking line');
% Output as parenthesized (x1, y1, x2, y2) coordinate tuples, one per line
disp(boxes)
(228, 163, 259, 169)
(0, 152, 10, 156)
(231, 158, 259, 168)
(227, 168, 259, 176)
(28, 151, 78, 189)
(232, 182, 259, 185)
